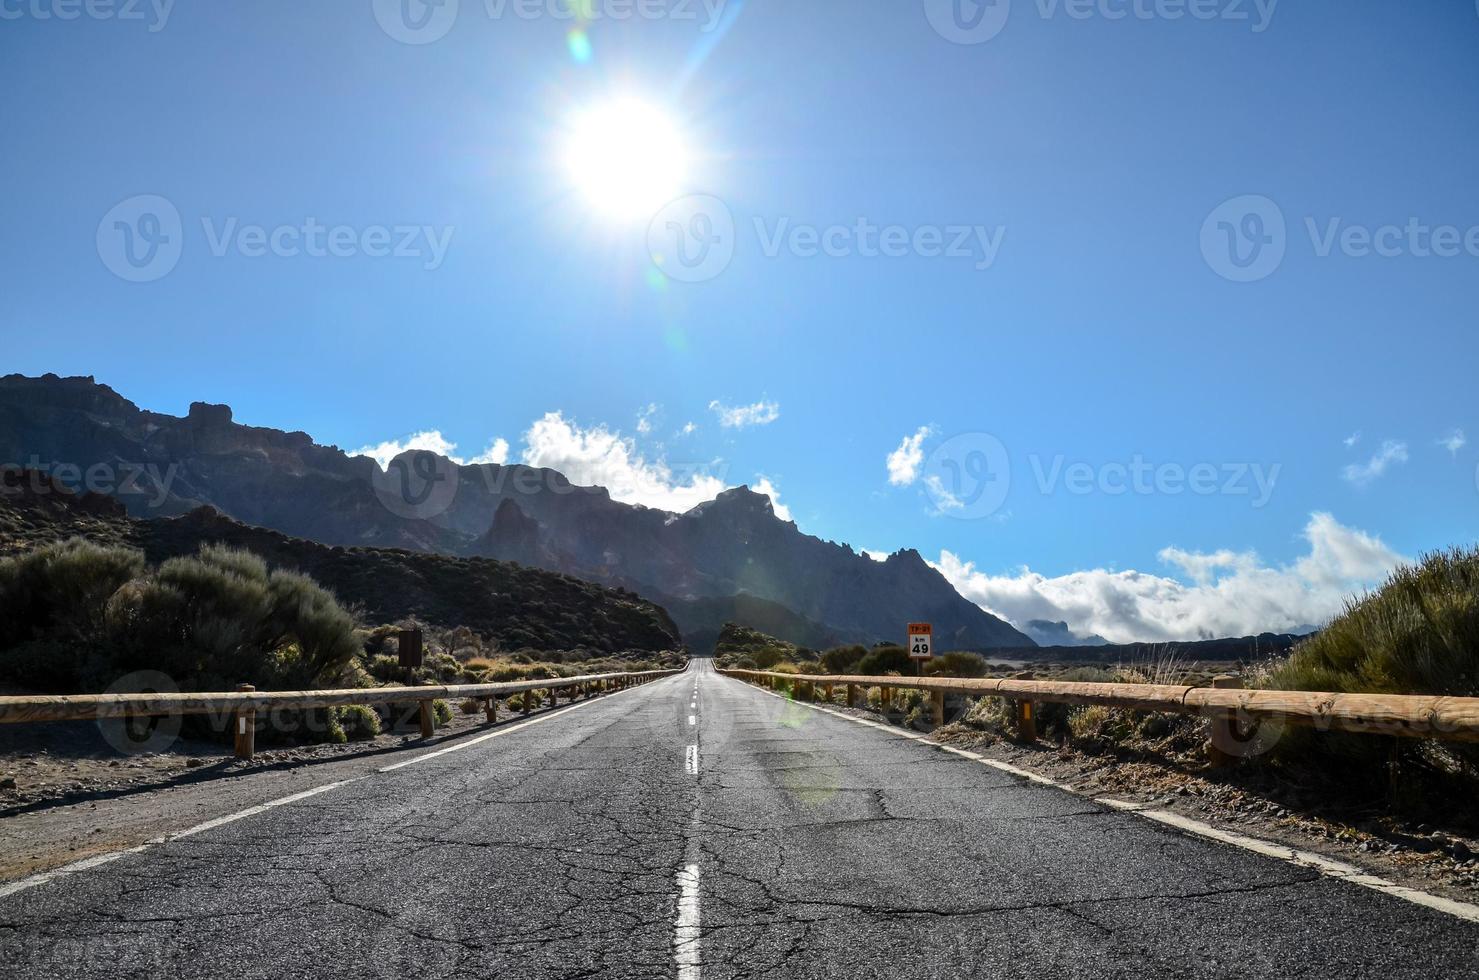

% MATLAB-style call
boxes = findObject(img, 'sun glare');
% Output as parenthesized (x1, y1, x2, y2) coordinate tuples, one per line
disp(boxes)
(562, 98, 689, 221)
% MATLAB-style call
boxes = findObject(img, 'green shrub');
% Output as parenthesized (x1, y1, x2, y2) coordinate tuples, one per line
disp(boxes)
(0, 539, 146, 687)
(857, 645, 912, 676)
(337, 705, 382, 741)
(1262, 547, 1479, 794)
(821, 645, 867, 674)
(433, 699, 453, 726)
(925, 651, 987, 678)
(751, 646, 791, 670)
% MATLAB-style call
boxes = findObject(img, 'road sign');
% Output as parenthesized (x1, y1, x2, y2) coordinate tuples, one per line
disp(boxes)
(907, 622, 933, 661)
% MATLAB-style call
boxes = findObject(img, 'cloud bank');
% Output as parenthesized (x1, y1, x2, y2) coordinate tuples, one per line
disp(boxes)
(933, 513, 1407, 644)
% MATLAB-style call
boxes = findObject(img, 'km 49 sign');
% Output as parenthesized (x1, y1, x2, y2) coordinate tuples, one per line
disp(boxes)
(908, 622, 933, 661)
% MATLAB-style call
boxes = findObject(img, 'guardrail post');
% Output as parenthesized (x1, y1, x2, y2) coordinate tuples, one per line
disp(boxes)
(1012, 672, 1037, 741)
(233, 684, 256, 760)
(847, 683, 858, 707)
(418, 699, 435, 739)
(484, 697, 497, 724)
(1207, 675, 1243, 768)
(932, 690, 946, 728)
(824, 683, 834, 704)
(549, 686, 559, 708)
(880, 685, 891, 717)
(522, 691, 533, 715)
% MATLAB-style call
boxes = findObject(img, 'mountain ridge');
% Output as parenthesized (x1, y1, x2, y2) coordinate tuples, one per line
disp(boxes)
(0, 373, 1035, 651)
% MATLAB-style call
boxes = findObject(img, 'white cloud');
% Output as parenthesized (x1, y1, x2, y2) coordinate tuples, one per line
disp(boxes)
(861, 549, 890, 562)
(636, 403, 659, 436)
(886, 426, 932, 486)
(351, 431, 508, 469)
(933, 513, 1407, 644)
(751, 476, 793, 522)
(1438, 428, 1467, 456)
(1341, 440, 1408, 486)
(521, 412, 727, 513)
(709, 399, 780, 429)
(1343, 431, 1362, 448)
(677, 422, 698, 437)
(922, 474, 963, 512)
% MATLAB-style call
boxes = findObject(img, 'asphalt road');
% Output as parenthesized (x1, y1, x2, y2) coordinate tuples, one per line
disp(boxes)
(1, 659, 1476, 978)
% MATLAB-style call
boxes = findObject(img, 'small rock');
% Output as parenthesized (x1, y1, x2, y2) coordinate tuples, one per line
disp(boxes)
(185, 758, 208, 769)
(1451, 841, 1474, 863)
(0, 776, 16, 790)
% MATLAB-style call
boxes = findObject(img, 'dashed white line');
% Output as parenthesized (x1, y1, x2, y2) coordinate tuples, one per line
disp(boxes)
(688, 715, 696, 726)
(674, 863, 702, 979)
(685, 744, 699, 775)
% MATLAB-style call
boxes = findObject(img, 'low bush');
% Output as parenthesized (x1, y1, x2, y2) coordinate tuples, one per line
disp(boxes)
(337, 704, 381, 741)
(857, 645, 912, 676)
(1260, 547, 1479, 800)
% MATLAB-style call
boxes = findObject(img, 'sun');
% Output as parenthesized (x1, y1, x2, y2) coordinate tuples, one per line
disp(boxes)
(562, 97, 689, 221)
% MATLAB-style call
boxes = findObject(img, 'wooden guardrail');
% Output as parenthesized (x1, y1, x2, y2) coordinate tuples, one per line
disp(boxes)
(718, 668, 1479, 761)
(0, 667, 686, 760)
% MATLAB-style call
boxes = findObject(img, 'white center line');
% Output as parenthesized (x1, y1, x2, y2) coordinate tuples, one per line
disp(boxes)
(685, 743, 699, 774)
(674, 863, 702, 980)
(688, 715, 696, 726)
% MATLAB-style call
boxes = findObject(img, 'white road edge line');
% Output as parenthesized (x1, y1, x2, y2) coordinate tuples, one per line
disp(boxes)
(380, 688, 620, 772)
(0, 778, 360, 901)
(734, 680, 1479, 925)
(674, 862, 702, 980)
(0, 681, 655, 901)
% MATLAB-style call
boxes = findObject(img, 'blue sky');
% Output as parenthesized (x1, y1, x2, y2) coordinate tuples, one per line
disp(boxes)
(3, 0, 1477, 642)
